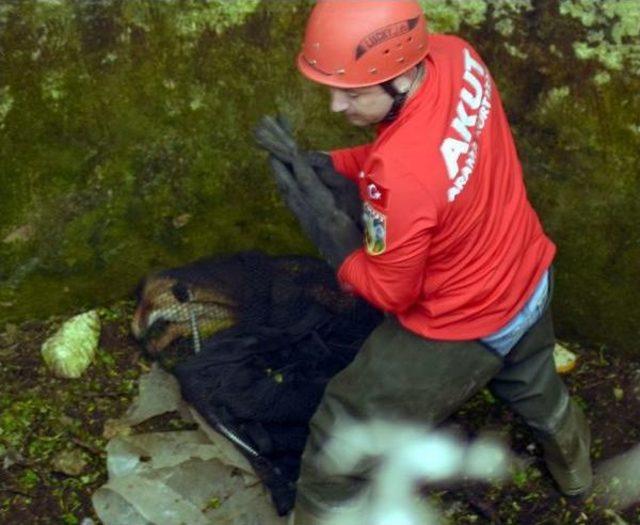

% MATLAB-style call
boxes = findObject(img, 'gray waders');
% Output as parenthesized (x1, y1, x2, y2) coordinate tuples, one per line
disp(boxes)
(293, 294, 592, 524)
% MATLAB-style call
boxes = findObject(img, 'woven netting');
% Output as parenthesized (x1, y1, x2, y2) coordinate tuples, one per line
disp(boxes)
(135, 251, 383, 515)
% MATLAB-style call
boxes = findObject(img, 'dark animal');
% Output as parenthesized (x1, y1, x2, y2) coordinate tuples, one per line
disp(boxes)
(131, 251, 382, 515)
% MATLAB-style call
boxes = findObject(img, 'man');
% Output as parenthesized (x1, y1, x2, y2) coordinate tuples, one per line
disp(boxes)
(256, 1, 592, 523)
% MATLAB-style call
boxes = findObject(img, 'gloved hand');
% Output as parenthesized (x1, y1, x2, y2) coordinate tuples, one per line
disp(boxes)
(254, 115, 362, 228)
(254, 115, 328, 167)
(311, 157, 363, 229)
(269, 154, 362, 269)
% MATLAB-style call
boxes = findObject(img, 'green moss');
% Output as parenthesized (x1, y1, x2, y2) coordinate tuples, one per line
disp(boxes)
(0, 398, 49, 449)
(521, 73, 640, 353)
(1, 0, 639, 357)
(419, 0, 487, 32)
(19, 469, 40, 491)
(0, 86, 14, 128)
(0, 0, 323, 321)
(172, 0, 261, 37)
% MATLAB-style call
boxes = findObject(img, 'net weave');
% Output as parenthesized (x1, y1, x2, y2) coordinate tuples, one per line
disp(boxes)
(135, 251, 382, 515)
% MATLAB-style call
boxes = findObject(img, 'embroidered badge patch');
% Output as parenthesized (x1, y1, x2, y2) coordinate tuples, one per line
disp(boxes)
(363, 202, 387, 256)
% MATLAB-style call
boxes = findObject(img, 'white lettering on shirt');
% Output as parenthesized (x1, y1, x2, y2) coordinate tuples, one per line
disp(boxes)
(451, 101, 476, 144)
(441, 138, 469, 179)
(440, 48, 493, 202)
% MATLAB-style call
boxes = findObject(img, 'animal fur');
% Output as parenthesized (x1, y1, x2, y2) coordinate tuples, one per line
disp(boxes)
(131, 273, 236, 355)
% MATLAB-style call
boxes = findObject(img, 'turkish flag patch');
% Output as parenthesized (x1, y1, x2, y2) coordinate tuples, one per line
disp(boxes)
(362, 175, 389, 209)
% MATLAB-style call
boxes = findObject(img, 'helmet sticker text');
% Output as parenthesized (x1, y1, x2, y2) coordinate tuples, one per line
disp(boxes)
(355, 17, 420, 60)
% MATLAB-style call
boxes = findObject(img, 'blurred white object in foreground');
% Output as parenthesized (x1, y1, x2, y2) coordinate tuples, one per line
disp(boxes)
(317, 420, 511, 525)
(595, 443, 640, 510)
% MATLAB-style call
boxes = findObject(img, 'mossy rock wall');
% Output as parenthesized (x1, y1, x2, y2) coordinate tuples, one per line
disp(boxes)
(0, 0, 638, 355)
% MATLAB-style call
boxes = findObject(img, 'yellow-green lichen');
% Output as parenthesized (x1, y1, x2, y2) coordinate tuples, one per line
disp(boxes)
(41, 71, 67, 103)
(560, 0, 640, 75)
(119, 0, 261, 38)
(419, 0, 534, 34)
(1, 0, 639, 357)
(495, 17, 515, 37)
(166, 0, 261, 39)
(492, 0, 534, 36)
(538, 86, 571, 114)
(504, 43, 528, 59)
(419, 0, 487, 32)
(419, 0, 532, 59)
(0, 4, 11, 24)
(0, 86, 14, 129)
(593, 71, 612, 85)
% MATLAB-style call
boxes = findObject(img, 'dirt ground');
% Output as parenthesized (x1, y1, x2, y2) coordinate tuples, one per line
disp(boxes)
(1, 302, 639, 524)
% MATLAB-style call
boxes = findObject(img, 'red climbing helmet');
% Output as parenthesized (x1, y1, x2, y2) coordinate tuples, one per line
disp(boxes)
(297, 0, 429, 89)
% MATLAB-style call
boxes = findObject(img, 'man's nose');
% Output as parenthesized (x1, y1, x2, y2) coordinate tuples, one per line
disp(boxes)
(330, 89, 350, 113)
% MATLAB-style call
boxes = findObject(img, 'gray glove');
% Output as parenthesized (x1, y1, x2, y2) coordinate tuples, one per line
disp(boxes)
(269, 154, 362, 269)
(254, 114, 311, 166)
(254, 115, 362, 227)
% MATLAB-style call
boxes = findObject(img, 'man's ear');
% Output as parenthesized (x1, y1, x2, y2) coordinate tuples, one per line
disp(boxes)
(393, 75, 411, 93)
(392, 74, 412, 94)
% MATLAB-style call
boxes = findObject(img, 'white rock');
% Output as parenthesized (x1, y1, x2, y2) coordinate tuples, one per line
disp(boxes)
(41, 310, 101, 378)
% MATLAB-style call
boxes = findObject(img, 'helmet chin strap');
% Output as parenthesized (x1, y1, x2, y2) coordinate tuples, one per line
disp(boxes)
(378, 63, 424, 123)
(379, 81, 408, 123)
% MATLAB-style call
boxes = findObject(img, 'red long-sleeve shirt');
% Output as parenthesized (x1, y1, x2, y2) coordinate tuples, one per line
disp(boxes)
(331, 35, 555, 340)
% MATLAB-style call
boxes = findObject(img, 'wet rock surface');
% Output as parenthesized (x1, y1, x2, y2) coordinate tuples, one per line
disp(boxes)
(0, 0, 637, 354)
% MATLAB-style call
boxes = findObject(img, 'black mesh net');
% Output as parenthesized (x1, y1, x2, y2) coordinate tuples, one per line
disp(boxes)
(132, 251, 382, 515)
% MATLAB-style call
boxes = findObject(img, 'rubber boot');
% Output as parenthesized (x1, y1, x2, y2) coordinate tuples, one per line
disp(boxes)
(538, 399, 593, 497)
(293, 317, 503, 524)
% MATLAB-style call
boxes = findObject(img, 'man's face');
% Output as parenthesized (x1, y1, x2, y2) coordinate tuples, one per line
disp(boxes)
(329, 85, 393, 127)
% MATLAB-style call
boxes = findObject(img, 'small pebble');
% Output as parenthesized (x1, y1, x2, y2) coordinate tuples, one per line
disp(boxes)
(613, 387, 624, 401)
